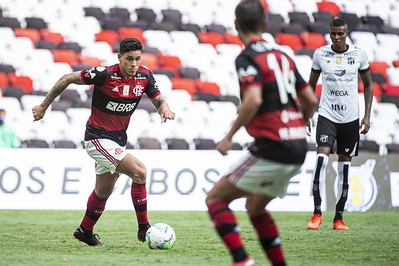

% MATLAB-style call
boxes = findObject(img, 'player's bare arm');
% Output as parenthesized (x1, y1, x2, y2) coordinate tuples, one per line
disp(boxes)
(359, 70, 373, 134)
(150, 94, 175, 123)
(217, 85, 262, 155)
(298, 85, 319, 135)
(32, 71, 83, 121)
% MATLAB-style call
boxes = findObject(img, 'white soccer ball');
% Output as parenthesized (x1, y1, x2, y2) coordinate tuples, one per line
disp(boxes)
(145, 223, 176, 250)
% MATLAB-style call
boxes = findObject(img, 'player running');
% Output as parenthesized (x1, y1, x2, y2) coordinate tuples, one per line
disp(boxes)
(32, 38, 175, 246)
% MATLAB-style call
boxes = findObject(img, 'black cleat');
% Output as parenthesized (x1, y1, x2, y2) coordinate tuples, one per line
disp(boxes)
(137, 223, 151, 242)
(73, 226, 105, 247)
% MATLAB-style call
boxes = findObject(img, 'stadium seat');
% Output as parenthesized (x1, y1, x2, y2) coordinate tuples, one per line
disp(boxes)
(141, 52, 160, 70)
(196, 81, 221, 96)
(51, 49, 79, 66)
(101, 16, 124, 32)
(53, 140, 77, 149)
(317, 1, 340, 17)
(165, 138, 190, 150)
(194, 138, 216, 150)
(1, 17, 21, 29)
(275, 33, 303, 51)
(83, 7, 105, 21)
(197, 32, 225, 48)
(135, 7, 157, 24)
(0, 72, 9, 88)
(109, 7, 131, 23)
(178, 67, 200, 80)
(307, 21, 330, 35)
(180, 23, 202, 35)
(0, 63, 16, 74)
(161, 9, 183, 29)
(338, 12, 361, 31)
(158, 54, 182, 77)
(386, 143, 399, 153)
(300, 32, 326, 50)
(95, 30, 120, 47)
(170, 78, 197, 96)
(118, 27, 146, 45)
(23, 139, 50, 148)
(51, 100, 73, 112)
(79, 55, 102, 67)
(40, 29, 64, 45)
(138, 137, 162, 149)
(14, 28, 41, 43)
(9, 74, 34, 94)
(267, 0, 293, 23)
(281, 23, 306, 36)
(313, 11, 334, 24)
(223, 33, 242, 46)
(0, 96, 22, 113)
(35, 40, 57, 50)
(359, 140, 380, 153)
(1, 86, 25, 101)
(25, 17, 47, 30)
(369, 61, 390, 83)
(288, 12, 311, 28)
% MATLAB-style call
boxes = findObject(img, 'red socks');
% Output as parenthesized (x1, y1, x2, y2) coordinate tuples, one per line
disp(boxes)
(80, 190, 108, 231)
(131, 182, 149, 225)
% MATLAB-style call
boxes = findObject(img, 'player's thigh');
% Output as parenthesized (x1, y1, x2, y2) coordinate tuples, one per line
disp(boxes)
(336, 119, 359, 157)
(116, 153, 147, 182)
(316, 115, 337, 149)
(206, 175, 248, 205)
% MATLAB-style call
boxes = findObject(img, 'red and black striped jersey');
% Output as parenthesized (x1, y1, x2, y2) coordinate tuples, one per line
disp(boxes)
(81, 64, 161, 146)
(236, 39, 309, 164)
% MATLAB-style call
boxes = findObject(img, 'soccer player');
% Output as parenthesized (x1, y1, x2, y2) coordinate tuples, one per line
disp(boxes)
(205, 1, 318, 265)
(32, 38, 175, 246)
(307, 18, 373, 230)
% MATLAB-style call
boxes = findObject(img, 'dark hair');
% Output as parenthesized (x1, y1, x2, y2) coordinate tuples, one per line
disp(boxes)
(119, 38, 143, 54)
(235, 0, 265, 33)
(330, 18, 348, 28)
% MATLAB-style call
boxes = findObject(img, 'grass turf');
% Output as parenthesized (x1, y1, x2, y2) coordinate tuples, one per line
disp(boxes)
(0, 210, 398, 265)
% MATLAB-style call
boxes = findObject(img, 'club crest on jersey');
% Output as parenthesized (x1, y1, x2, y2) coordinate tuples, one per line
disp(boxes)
(336, 57, 342, 64)
(320, 134, 328, 143)
(347, 57, 355, 65)
(133, 85, 144, 96)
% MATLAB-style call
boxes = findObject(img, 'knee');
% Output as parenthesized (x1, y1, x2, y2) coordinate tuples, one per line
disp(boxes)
(132, 164, 147, 183)
(245, 201, 263, 217)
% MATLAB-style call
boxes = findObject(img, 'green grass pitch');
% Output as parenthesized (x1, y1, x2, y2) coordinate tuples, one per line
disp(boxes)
(0, 210, 398, 265)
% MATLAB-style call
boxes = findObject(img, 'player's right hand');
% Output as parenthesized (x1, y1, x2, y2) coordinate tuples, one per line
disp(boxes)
(32, 105, 46, 121)
(217, 136, 232, 156)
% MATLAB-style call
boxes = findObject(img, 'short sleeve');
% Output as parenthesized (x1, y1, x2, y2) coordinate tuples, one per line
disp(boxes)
(359, 49, 370, 71)
(81, 67, 107, 87)
(145, 71, 161, 98)
(235, 55, 262, 92)
(311, 49, 321, 71)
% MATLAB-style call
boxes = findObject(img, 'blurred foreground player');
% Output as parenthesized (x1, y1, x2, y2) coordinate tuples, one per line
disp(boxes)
(32, 38, 175, 246)
(307, 18, 373, 231)
(205, 1, 318, 265)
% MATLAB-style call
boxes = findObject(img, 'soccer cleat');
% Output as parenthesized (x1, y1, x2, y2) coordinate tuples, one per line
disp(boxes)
(307, 214, 322, 230)
(73, 226, 105, 246)
(137, 223, 151, 242)
(333, 220, 349, 230)
(230, 257, 256, 266)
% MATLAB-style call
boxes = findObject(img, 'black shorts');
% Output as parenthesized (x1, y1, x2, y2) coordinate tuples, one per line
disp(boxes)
(315, 115, 359, 156)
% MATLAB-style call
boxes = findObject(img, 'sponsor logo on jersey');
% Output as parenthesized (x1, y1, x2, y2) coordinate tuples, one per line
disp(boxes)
(132, 85, 144, 96)
(331, 104, 347, 111)
(334, 70, 346, 77)
(329, 90, 349, 96)
(111, 74, 121, 80)
(320, 134, 328, 143)
(106, 101, 136, 112)
(322, 51, 335, 57)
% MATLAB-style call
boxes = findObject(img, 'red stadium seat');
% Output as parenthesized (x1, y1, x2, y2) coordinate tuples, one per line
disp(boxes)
(358, 81, 382, 101)
(118, 27, 146, 45)
(158, 54, 182, 77)
(0, 72, 9, 88)
(14, 28, 41, 43)
(275, 33, 303, 51)
(317, 1, 340, 17)
(141, 52, 160, 70)
(315, 84, 322, 97)
(384, 84, 399, 96)
(224, 32, 242, 46)
(51, 49, 79, 66)
(300, 32, 326, 50)
(79, 55, 102, 67)
(196, 80, 221, 95)
(170, 78, 197, 96)
(40, 29, 65, 45)
(9, 74, 34, 94)
(95, 30, 120, 47)
(197, 32, 225, 48)
(369, 61, 390, 83)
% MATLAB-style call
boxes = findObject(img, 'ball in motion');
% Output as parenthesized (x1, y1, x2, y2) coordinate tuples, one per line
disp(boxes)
(145, 223, 176, 250)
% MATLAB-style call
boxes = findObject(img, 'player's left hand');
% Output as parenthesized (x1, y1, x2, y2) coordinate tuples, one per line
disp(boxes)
(306, 119, 312, 136)
(160, 110, 175, 123)
(360, 117, 370, 134)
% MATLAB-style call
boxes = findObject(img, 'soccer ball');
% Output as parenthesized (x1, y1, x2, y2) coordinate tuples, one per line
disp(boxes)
(145, 223, 176, 250)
